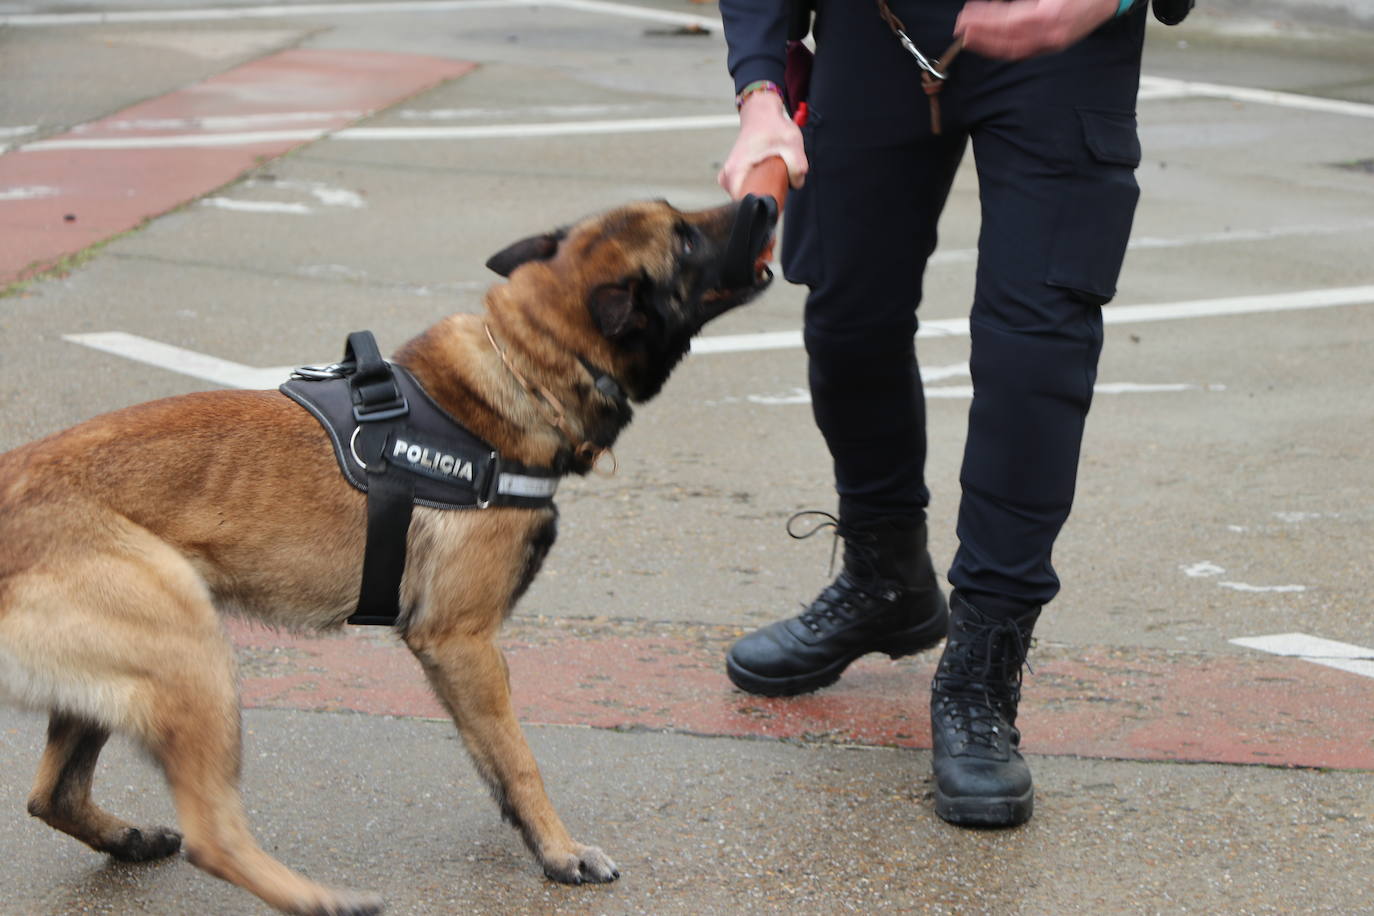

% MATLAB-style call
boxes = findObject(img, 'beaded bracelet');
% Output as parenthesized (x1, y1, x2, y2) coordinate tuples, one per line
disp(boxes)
(735, 80, 784, 111)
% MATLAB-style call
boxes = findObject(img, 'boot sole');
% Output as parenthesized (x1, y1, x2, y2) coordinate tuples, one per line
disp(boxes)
(725, 603, 949, 698)
(934, 788, 1034, 828)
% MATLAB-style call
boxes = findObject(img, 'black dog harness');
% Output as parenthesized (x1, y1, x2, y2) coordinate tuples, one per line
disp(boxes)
(281, 331, 559, 626)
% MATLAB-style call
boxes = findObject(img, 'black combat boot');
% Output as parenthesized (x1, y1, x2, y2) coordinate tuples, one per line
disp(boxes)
(725, 512, 949, 697)
(930, 591, 1041, 827)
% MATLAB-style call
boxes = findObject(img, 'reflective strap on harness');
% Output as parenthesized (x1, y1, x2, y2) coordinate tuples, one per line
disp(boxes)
(495, 471, 560, 500)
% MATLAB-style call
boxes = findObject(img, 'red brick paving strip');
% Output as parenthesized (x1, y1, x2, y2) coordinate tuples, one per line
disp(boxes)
(0, 49, 475, 284)
(229, 617, 1373, 770)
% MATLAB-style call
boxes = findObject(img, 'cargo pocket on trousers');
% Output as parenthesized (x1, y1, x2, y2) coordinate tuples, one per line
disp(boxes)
(780, 118, 823, 287)
(1045, 108, 1142, 307)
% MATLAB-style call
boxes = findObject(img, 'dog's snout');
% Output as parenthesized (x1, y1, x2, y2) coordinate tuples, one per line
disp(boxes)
(719, 194, 778, 290)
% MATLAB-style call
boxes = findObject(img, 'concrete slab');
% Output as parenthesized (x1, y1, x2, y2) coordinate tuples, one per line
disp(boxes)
(0, 705, 1370, 914)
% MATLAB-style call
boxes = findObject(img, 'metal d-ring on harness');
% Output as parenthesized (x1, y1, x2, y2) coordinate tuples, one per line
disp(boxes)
(281, 331, 560, 627)
(876, 0, 964, 135)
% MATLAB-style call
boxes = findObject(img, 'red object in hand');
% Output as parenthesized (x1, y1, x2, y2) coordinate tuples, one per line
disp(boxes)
(736, 156, 789, 267)
(738, 155, 789, 210)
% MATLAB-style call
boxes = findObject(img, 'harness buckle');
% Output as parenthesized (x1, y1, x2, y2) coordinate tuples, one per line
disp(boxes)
(352, 397, 409, 424)
(291, 361, 351, 381)
(350, 372, 409, 423)
(476, 451, 499, 509)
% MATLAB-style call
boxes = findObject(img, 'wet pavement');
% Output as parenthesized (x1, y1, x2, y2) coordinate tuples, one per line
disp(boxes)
(2, 1, 1373, 912)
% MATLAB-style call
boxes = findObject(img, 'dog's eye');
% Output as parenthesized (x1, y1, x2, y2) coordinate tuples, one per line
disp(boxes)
(675, 224, 696, 257)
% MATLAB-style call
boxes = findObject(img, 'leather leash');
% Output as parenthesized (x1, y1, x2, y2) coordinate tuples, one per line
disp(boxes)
(876, 0, 964, 135)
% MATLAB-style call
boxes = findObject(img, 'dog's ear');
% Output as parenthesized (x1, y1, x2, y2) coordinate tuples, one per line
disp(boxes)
(589, 280, 648, 340)
(486, 229, 565, 277)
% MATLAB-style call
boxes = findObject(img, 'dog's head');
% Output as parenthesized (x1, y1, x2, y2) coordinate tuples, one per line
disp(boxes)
(485, 198, 775, 403)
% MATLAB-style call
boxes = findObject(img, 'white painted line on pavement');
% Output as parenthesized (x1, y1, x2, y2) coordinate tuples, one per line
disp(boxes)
(1127, 220, 1374, 251)
(693, 317, 967, 353)
(1093, 382, 1208, 394)
(397, 103, 650, 121)
(201, 179, 367, 214)
(690, 329, 803, 354)
(739, 380, 1215, 405)
(0, 0, 523, 26)
(202, 198, 313, 214)
(695, 285, 1374, 354)
(1, 126, 38, 153)
(20, 78, 1374, 153)
(29, 99, 1374, 151)
(1218, 582, 1308, 593)
(1102, 285, 1374, 326)
(1274, 511, 1336, 523)
(63, 333, 293, 391)
(0, 125, 39, 151)
(65, 284, 1374, 387)
(338, 114, 739, 141)
(25, 130, 329, 152)
(0, 0, 719, 29)
(1180, 560, 1307, 594)
(921, 362, 971, 383)
(1141, 76, 1374, 120)
(543, 0, 718, 29)
(85, 111, 366, 133)
(1231, 633, 1374, 680)
(18, 115, 739, 152)
(926, 219, 1374, 266)
(0, 186, 61, 201)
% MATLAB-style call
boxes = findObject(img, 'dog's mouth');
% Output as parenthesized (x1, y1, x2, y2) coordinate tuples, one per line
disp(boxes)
(701, 261, 773, 307)
(702, 193, 778, 308)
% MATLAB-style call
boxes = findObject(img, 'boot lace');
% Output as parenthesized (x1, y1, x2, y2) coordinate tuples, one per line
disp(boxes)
(785, 510, 893, 583)
(933, 612, 1036, 750)
(785, 511, 894, 635)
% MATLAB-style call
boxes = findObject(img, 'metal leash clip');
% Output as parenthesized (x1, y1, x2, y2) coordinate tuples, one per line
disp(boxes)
(290, 361, 353, 381)
(895, 28, 949, 82)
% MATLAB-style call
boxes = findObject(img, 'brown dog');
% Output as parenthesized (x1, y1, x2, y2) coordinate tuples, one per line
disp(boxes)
(0, 198, 772, 914)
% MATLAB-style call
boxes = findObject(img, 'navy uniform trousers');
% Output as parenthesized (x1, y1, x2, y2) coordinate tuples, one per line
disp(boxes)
(780, 1, 1147, 609)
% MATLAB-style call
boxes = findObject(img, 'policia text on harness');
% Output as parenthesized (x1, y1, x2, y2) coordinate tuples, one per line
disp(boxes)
(280, 331, 560, 626)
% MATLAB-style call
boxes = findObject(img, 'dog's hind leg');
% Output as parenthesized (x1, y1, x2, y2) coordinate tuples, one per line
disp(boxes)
(5, 534, 383, 916)
(133, 616, 385, 916)
(405, 629, 620, 885)
(27, 711, 182, 861)
(148, 683, 384, 916)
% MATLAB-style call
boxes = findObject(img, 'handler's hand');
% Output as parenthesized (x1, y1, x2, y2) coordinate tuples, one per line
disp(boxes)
(955, 0, 1119, 60)
(717, 91, 807, 199)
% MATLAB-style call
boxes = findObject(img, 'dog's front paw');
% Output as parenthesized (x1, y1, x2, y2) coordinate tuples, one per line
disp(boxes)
(107, 825, 183, 862)
(541, 843, 620, 885)
(303, 888, 385, 916)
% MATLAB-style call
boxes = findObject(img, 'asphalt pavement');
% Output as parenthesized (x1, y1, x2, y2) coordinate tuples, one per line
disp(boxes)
(1, 1, 1372, 913)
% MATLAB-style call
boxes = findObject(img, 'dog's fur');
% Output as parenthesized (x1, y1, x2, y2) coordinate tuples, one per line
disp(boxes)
(0, 199, 770, 914)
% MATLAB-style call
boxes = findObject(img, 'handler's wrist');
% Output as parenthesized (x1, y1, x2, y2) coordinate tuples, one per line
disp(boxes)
(737, 87, 789, 127)
(735, 80, 784, 111)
